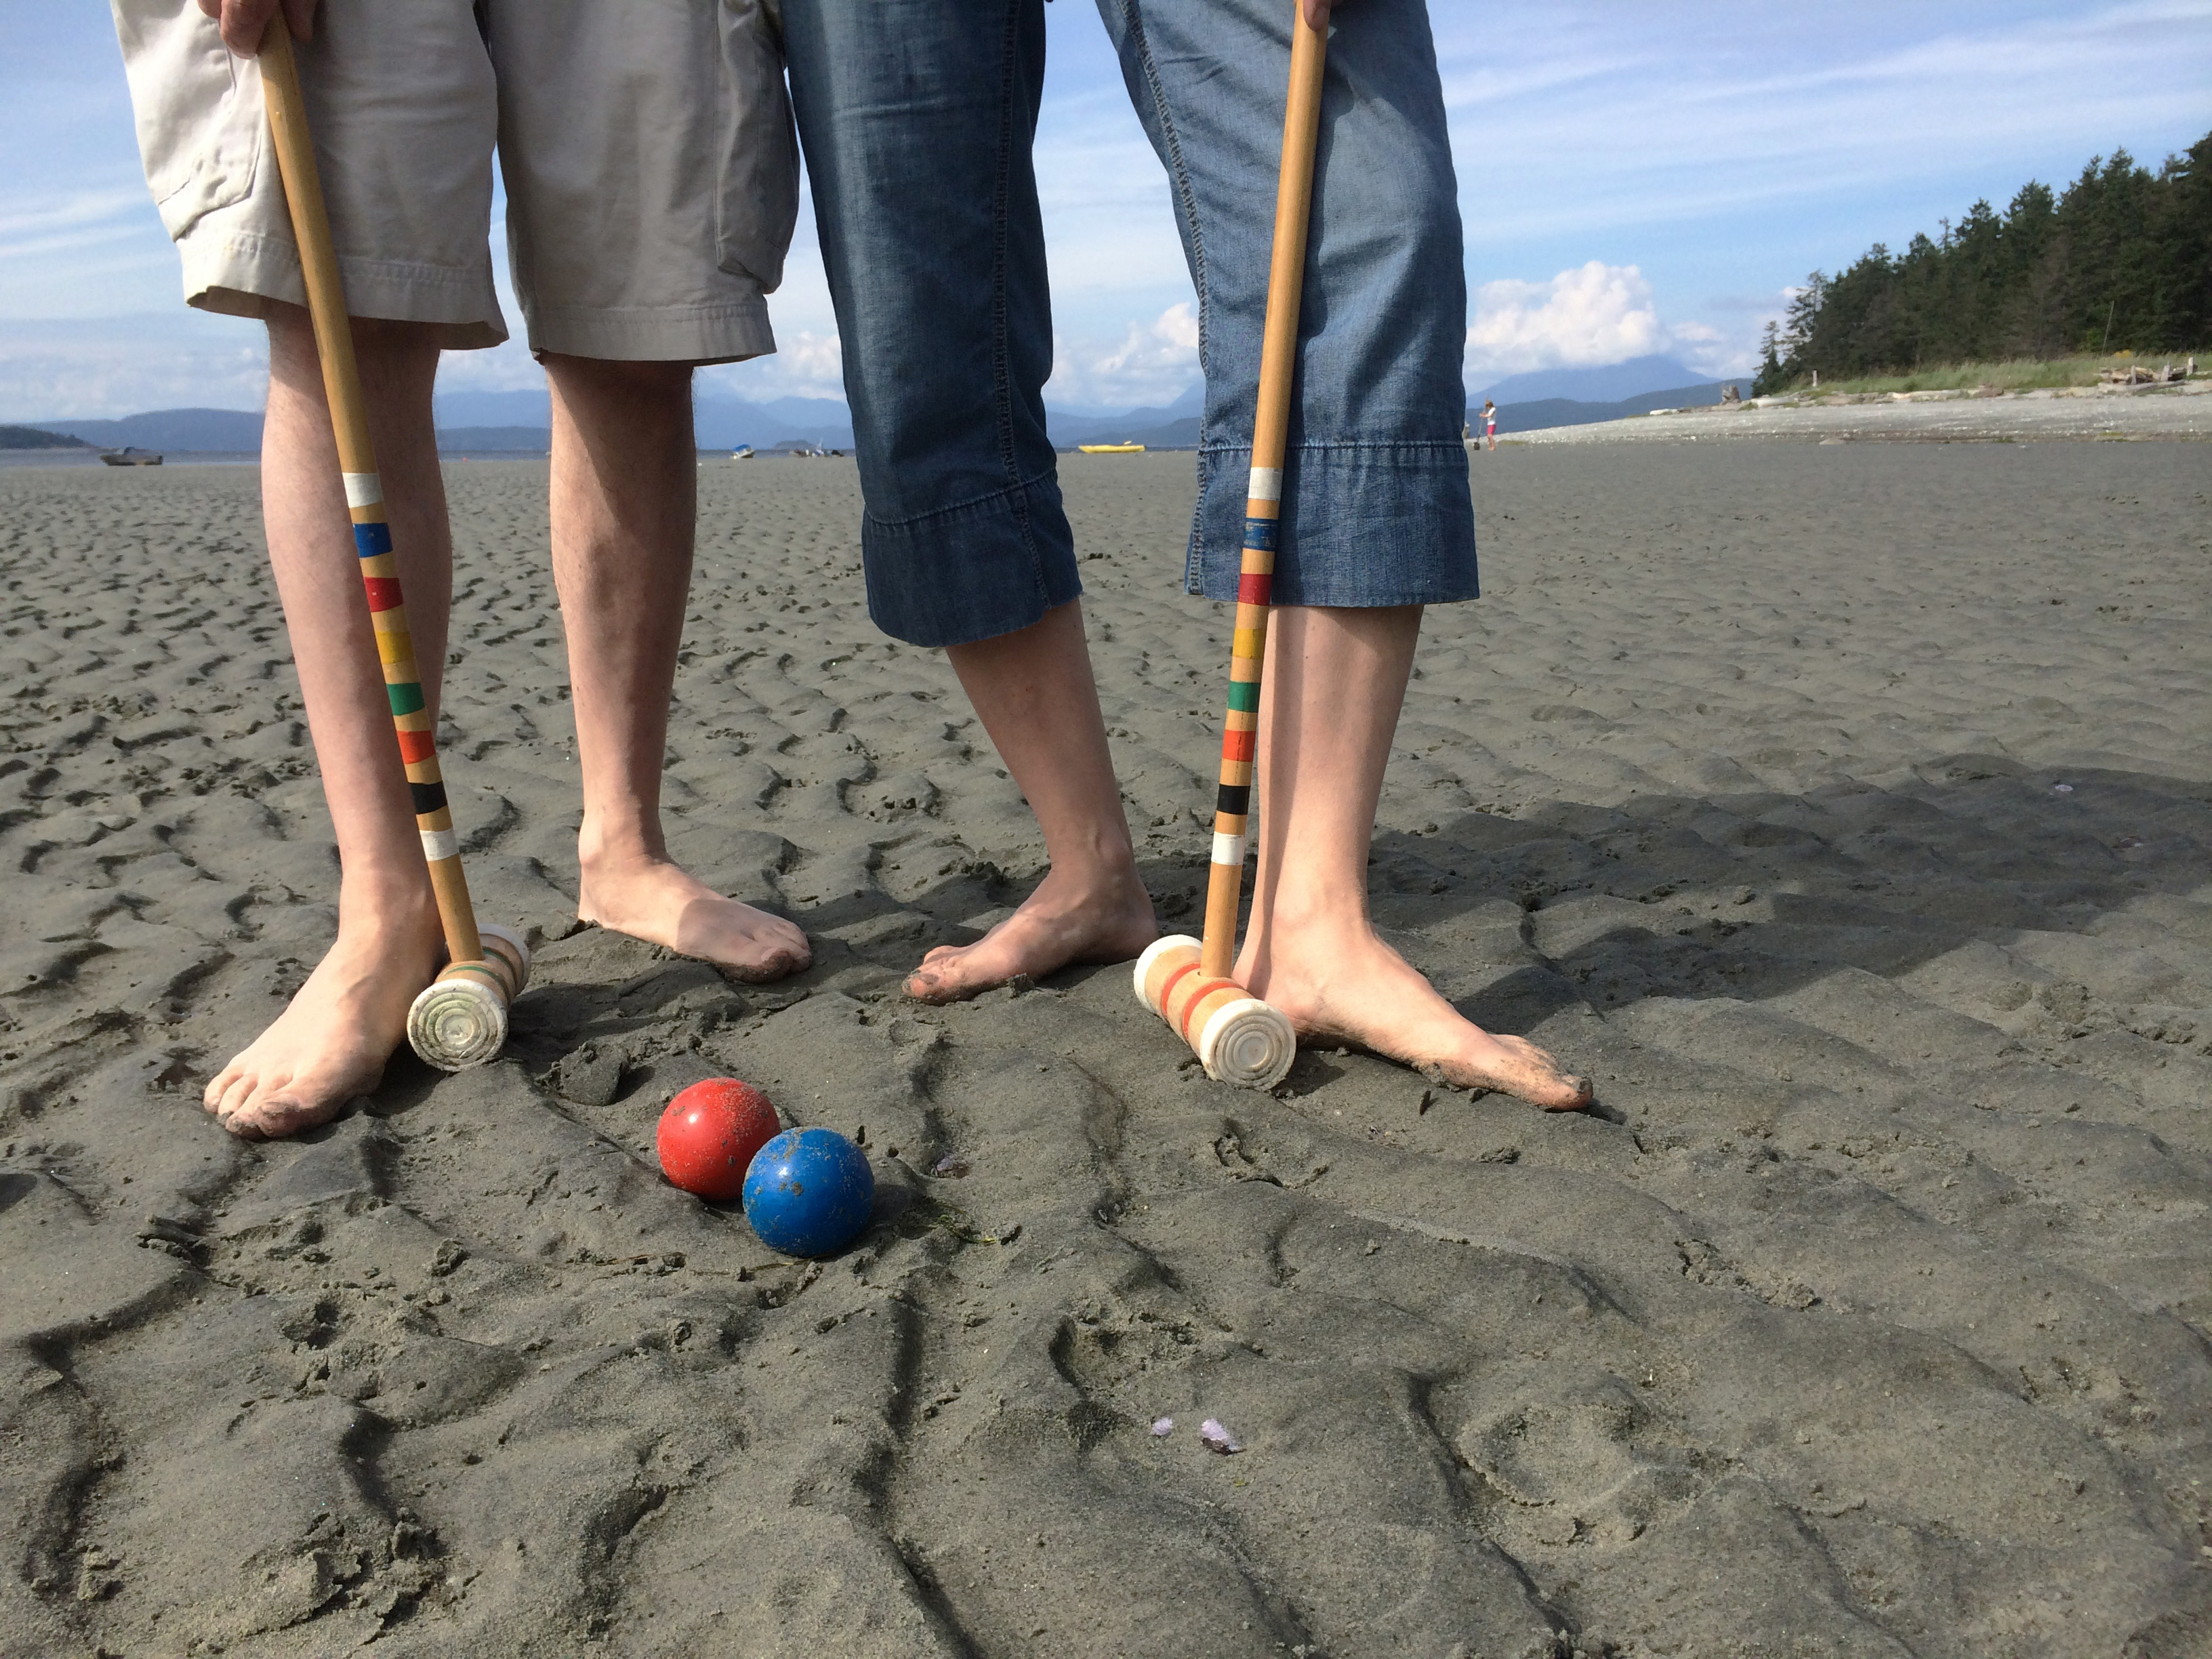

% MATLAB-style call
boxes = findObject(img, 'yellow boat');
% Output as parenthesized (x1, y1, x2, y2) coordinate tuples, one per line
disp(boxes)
(1078, 441, 1146, 454)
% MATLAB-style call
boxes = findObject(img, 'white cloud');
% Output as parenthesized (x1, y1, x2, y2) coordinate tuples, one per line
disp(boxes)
(1464, 261, 1670, 378)
(1044, 302, 1201, 410)
(769, 328, 846, 388)
(0, 313, 266, 419)
(1462, 262, 1767, 384)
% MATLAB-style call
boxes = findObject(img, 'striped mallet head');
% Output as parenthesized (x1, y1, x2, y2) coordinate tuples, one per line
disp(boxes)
(1132, 935, 1296, 1090)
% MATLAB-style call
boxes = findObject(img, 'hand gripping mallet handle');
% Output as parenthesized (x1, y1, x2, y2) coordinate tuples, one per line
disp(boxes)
(1133, 1, 1325, 1091)
(258, 25, 527, 1069)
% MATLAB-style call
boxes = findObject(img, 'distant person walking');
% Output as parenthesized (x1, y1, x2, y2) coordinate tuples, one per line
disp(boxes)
(1482, 398, 1498, 451)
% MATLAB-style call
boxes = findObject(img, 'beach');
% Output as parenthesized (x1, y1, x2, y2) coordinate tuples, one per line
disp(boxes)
(1515, 377, 2212, 446)
(3, 442, 2208, 1657)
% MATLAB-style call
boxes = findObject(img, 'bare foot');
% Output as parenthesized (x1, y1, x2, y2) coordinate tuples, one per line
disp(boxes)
(203, 904, 443, 1141)
(1240, 922, 1593, 1111)
(578, 850, 810, 983)
(905, 863, 1158, 1004)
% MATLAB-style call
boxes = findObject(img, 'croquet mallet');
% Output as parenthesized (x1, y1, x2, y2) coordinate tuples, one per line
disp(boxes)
(1132, 1, 1326, 1091)
(259, 24, 529, 1070)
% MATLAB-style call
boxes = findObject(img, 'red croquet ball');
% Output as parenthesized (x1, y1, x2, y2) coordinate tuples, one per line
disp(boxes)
(657, 1078, 781, 1202)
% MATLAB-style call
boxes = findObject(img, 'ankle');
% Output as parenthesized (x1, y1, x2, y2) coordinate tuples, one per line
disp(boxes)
(331, 884, 441, 948)
(1043, 830, 1139, 890)
(577, 817, 665, 877)
(1258, 874, 1368, 931)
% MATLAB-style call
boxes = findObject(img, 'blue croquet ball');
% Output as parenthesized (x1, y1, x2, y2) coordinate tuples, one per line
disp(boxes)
(741, 1128, 874, 1257)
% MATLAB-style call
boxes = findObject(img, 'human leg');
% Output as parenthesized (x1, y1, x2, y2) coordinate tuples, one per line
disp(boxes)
(784, 0, 1149, 997)
(485, 0, 805, 978)
(905, 602, 1155, 1001)
(541, 353, 808, 979)
(1237, 607, 1590, 1108)
(1096, 1, 1586, 1103)
(112, 0, 508, 1134)
(203, 310, 453, 1138)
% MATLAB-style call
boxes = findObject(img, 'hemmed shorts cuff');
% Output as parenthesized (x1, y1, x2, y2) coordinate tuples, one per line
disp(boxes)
(180, 228, 508, 350)
(861, 473, 1081, 649)
(1191, 441, 1479, 608)
(525, 298, 776, 366)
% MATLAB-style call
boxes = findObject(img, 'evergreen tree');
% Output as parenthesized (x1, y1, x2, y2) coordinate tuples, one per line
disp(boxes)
(1751, 321, 1786, 396)
(1769, 129, 2210, 384)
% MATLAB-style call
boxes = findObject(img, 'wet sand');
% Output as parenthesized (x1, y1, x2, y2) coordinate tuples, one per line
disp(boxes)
(2, 443, 2208, 1658)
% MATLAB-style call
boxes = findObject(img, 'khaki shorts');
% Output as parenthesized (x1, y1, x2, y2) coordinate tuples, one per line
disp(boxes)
(111, 0, 798, 363)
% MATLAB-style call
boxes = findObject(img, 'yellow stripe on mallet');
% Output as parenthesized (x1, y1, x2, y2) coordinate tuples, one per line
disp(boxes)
(1134, 0, 1325, 1092)
(260, 23, 529, 1071)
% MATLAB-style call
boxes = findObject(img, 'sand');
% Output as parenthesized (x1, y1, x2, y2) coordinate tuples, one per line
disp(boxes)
(1515, 379, 2212, 446)
(2, 442, 2209, 1658)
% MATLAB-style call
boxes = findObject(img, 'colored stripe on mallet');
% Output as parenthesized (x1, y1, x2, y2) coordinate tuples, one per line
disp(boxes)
(1134, 1, 1325, 1092)
(260, 24, 529, 1070)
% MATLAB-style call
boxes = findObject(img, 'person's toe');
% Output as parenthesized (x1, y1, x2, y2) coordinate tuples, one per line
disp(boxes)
(1496, 1036, 1593, 1110)
(204, 1064, 244, 1113)
(903, 967, 958, 1004)
(247, 1088, 344, 1139)
(212, 1072, 260, 1127)
(724, 951, 802, 985)
(216, 1082, 272, 1139)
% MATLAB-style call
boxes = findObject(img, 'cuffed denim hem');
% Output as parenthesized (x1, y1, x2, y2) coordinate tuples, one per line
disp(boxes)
(1191, 441, 1478, 607)
(862, 470, 1082, 647)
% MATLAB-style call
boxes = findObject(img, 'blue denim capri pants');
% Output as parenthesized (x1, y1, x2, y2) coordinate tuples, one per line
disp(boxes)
(782, 0, 1477, 649)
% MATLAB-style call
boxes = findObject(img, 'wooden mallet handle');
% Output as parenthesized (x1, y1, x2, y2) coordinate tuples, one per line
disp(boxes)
(1199, 3, 1328, 981)
(257, 23, 483, 969)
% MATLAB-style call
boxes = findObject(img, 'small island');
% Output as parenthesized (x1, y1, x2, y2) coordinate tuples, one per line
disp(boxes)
(0, 424, 92, 451)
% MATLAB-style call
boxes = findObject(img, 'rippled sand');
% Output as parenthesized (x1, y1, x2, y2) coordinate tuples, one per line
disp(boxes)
(2, 443, 2207, 1657)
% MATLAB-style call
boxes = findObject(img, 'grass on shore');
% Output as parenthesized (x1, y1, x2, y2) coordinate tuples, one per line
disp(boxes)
(1775, 350, 2205, 398)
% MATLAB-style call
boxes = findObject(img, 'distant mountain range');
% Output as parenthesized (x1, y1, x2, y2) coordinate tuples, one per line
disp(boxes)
(1483, 381, 1740, 436)
(16, 358, 1752, 457)
(24, 407, 264, 451)
(1046, 384, 1205, 449)
(1463, 354, 1747, 434)
(433, 388, 859, 451)
(1472, 354, 1710, 405)
(18, 392, 863, 456)
(16, 388, 1200, 455)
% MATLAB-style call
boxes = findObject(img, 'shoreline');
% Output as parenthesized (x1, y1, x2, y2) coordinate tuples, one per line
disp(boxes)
(1505, 377, 2212, 445)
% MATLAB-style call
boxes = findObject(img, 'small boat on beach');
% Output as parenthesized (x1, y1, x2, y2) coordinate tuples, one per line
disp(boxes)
(100, 448, 163, 466)
(1078, 441, 1145, 454)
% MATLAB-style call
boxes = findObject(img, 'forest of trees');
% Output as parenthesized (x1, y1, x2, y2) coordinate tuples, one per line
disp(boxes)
(1755, 130, 2211, 393)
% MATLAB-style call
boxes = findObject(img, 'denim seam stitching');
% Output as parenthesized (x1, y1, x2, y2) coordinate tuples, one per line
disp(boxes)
(989, 0, 1048, 612)
(860, 468, 1061, 535)
(1122, 0, 1210, 593)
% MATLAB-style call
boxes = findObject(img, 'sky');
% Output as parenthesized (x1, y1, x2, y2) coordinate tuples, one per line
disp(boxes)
(3, 1, 2209, 419)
